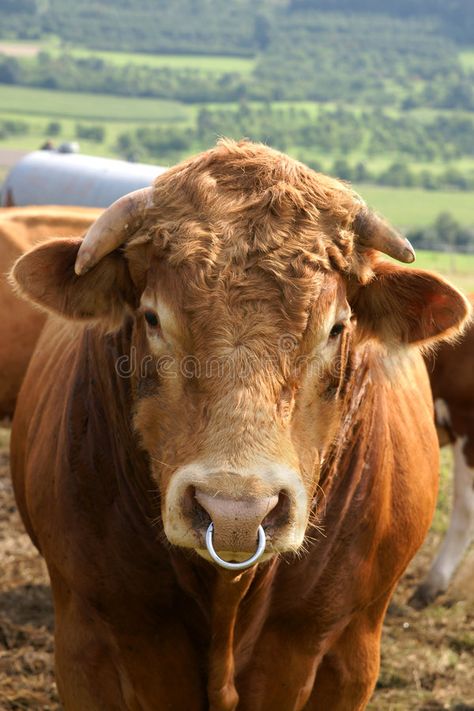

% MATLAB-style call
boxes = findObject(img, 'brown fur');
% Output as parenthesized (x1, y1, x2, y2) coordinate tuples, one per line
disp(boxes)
(0, 206, 101, 417)
(9, 142, 471, 710)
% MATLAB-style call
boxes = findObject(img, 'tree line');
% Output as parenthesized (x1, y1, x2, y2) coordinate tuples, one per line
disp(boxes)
(1, 1, 474, 114)
(1, 37, 473, 111)
(2, 0, 473, 53)
(407, 213, 474, 252)
(290, 1, 474, 45)
(111, 104, 474, 190)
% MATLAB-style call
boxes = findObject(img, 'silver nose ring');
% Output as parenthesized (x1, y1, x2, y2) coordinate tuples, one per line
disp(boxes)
(205, 522, 266, 571)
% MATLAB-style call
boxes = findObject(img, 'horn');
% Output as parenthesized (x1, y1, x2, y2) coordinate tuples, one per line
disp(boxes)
(353, 206, 415, 264)
(74, 187, 154, 275)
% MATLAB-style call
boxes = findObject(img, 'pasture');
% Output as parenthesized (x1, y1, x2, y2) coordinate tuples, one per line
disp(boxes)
(0, 84, 192, 160)
(459, 50, 474, 70)
(355, 186, 474, 231)
(408, 251, 474, 293)
(48, 48, 257, 75)
(0, 85, 188, 123)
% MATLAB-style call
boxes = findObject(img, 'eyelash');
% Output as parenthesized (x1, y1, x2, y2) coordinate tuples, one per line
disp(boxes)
(329, 323, 345, 339)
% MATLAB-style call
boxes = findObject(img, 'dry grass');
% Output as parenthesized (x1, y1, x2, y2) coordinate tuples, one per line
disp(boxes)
(369, 448, 474, 710)
(0, 427, 472, 709)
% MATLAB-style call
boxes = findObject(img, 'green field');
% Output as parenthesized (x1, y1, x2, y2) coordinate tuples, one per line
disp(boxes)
(0, 40, 257, 74)
(0, 85, 192, 160)
(0, 115, 173, 159)
(406, 250, 474, 293)
(0, 85, 188, 122)
(355, 185, 474, 228)
(3, 84, 474, 184)
(459, 49, 474, 70)
(3, 85, 474, 183)
(50, 48, 256, 74)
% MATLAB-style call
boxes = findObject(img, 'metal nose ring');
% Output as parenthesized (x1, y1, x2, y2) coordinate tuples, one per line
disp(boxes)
(205, 522, 266, 571)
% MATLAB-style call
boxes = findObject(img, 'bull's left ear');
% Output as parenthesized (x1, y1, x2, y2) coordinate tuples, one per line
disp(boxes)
(349, 261, 471, 346)
(10, 237, 137, 326)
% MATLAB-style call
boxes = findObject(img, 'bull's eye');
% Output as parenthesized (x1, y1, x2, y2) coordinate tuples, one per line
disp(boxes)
(144, 310, 160, 329)
(329, 323, 345, 339)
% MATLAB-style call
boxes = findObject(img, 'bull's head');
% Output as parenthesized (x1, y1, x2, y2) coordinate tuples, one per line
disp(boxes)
(11, 141, 470, 568)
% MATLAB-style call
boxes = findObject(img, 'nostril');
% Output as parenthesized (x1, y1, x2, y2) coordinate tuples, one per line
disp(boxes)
(183, 486, 211, 529)
(262, 490, 291, 532)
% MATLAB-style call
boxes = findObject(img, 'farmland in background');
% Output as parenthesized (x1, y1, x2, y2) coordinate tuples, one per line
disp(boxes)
(354, 187, 474, 230)
(1, 0, 474, 233)
(406, 251, 474, 292)
(2, 83, 474, 238)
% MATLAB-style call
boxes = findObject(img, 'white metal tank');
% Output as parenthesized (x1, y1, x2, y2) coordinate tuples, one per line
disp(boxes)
(1, 151, 167, 208)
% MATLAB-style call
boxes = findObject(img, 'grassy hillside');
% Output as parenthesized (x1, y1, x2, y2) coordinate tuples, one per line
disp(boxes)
(47, 49, 257, 75)
(355, 186, 474, 228)
(405, 250, 474, 293)
(0, 41, 256, 74)
(0, 85, 188, 122)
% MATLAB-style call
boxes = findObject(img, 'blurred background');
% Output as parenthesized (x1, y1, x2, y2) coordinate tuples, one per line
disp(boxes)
(0, 2, 472, 709)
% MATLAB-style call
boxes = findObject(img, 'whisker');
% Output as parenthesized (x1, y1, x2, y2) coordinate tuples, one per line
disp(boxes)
(150, 455, 174, 469)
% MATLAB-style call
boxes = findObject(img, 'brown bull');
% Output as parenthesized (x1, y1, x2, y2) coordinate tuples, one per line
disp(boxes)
(10, 141, 470, 710)
(0, 206, 100, 417)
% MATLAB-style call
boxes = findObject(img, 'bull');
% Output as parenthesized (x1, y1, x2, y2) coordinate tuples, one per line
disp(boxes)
(9, 141, 470, 710)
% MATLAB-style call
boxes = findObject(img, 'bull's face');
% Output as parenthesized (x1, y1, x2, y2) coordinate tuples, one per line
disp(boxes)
(12, 141, 470, 566)
(134, 263, 351, 559)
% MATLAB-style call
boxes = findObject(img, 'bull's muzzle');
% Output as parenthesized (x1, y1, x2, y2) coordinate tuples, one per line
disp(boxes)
(194, 489, 279, 554)
(163, 462, 307, 560)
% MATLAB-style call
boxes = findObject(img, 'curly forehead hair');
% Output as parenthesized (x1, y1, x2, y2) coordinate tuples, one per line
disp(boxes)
(127, 139, 373, 282)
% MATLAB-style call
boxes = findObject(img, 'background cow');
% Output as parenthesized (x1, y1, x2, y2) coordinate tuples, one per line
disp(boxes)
(9, 141, 470, 710)
(411, 299, 474, 607)
(0, 206, 100, 418)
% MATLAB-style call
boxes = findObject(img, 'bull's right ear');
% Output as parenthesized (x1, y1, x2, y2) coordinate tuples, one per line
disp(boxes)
(10, 237, 137, 325)
(349, 261, 470, 347)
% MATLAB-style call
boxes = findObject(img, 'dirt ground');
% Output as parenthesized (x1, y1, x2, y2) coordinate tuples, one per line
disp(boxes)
(0, 426, 472, 710)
